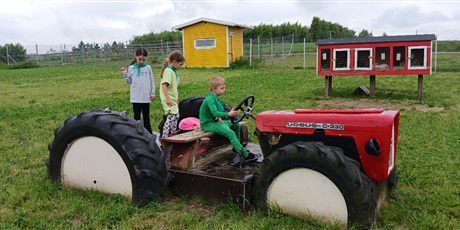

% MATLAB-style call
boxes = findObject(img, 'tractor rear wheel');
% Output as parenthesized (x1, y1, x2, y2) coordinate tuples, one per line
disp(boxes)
(47, 109, 170, 207)
(252, 141, 376, 228)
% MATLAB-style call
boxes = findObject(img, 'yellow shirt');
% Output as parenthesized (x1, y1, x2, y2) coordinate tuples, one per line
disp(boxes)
(160, 67, 179, 114)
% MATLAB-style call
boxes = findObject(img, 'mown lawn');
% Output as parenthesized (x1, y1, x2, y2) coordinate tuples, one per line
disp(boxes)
(0, 62, 459, 229)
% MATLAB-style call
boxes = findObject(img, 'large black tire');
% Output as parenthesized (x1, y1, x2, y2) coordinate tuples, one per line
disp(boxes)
(252, 141, 376, 228)
(47, 109, 170, 207)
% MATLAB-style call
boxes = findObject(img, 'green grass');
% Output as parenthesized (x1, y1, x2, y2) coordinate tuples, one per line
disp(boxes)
(0, 58, 459, 229)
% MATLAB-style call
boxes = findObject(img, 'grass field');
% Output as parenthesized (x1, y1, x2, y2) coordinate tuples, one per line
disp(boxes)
(0, 60, 459, 229)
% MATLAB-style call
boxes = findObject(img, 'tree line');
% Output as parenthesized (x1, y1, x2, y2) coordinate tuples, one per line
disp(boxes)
(130, 16, 374, 44)
(243, 17, 372, 42)
(2, 17, 460, 64)
(0, 43, 27, 64)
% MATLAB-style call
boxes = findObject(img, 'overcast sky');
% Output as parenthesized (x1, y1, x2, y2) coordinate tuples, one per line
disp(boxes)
(1, 0, 459, 53)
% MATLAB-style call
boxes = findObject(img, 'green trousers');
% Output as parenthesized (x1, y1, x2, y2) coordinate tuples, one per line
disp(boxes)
(202, 120, 247, 155)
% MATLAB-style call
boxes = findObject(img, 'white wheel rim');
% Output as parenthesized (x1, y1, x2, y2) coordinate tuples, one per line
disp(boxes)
(61, 136, 132, 197)
(267, 168, 348, 225)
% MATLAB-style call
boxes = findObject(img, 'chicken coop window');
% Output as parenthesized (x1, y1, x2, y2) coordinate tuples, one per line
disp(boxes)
(408, 46, 427, 69)
(393, 46, 406, 70)
(333, 48, 350, 70)
(320, 49, 331, 70)
(355, 48, 372, 70)
(194, 39, 216, 50)
(375, 47, 390, 70)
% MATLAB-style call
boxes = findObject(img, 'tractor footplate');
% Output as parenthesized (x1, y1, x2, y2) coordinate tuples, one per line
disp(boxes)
(168, 143, 263, 211)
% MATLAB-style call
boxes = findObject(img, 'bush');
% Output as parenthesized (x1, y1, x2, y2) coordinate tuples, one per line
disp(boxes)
(6, 61, 40, 70)
(229, 57, 258, 69)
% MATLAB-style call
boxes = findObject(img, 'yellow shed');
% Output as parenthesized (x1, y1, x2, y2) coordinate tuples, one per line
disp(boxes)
(172, 17, 252, 68)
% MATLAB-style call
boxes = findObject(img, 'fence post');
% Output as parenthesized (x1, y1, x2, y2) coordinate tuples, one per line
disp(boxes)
(60, 44, 63, 64)
(6, 45, 9, 65)
(82, 44, 85, 64)
(35, 44, 39, 65)
(434, 39, 437, 72)
(94, 43, 97, 64)
(271, 37, 273, 59)
(250, 39, 252, 67)
(99, 45, 102, 63)
(282, 36, 284, 56)
(289, 34, 294, 55)
(64, 44, 67, 64)
(258, 36, 260, 60)
(126, 43, 129, 62)
(303, 37, 306, 69)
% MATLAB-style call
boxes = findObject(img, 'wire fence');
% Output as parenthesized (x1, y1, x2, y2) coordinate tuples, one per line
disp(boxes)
(5, 35, 460, 71)
(20, 41, 182, 67)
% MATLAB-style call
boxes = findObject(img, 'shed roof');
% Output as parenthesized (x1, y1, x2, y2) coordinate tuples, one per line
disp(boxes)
(172, 17, 253, 30)
(316, 34, 437, 46)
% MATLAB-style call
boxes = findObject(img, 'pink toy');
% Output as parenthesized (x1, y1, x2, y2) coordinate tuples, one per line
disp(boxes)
(179, 117, 200, 131)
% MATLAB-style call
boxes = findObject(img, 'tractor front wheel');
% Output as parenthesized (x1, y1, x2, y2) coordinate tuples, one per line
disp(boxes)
(47, 109, 170, 207)
(252, 141, 376, 228)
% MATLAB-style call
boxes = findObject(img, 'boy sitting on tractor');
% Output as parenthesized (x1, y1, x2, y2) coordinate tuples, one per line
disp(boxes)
(199, 76, 261, 167)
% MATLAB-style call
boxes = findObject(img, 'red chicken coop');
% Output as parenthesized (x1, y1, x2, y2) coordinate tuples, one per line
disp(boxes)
(316, 34, 437, 100)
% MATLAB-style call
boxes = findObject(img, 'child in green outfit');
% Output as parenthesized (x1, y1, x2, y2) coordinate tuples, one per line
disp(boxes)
(199, 76, 260, 167)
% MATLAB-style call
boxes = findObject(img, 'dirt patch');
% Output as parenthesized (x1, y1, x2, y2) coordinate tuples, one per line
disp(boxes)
(164, 195, 216, 216)
(313, 98, 444, 112)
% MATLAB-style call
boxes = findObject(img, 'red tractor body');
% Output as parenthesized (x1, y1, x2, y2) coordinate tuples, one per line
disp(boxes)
(256, 108, 400, 182)
(48, 96, 402, 228)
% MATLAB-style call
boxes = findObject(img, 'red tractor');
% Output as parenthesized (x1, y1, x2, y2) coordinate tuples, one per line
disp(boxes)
(47, 95, 399, 228)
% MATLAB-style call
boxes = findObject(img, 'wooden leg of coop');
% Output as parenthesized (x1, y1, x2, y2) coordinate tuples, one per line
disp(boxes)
(418, 74, 423, 101)
(369, 75, 376, 96)
(325, 76, 332, 96)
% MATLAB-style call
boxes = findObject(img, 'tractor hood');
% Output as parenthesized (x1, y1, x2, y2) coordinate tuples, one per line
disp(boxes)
(256, 108, 398, 135)
(256, 108, 401, 182)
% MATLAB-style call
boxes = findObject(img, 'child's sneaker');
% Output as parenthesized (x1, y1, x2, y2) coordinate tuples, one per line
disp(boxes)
(229, 150, 261, 168)
(229, 152, 245, 168)
(244, 151, 261, 163)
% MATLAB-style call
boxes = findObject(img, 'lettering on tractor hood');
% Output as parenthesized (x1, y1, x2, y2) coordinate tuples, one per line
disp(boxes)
(286, 122, 345, 130)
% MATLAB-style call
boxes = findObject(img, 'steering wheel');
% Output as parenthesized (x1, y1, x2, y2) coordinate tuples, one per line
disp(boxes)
(231, 95, 255, 124)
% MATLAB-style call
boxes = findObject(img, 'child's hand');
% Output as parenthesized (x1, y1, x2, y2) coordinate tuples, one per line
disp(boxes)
(150, 96, 156, 101)
(215, 117, 223, 123)
(120, 66, 127, 72)
(166, 98, 173, 106)
(228, 107, 240, 117)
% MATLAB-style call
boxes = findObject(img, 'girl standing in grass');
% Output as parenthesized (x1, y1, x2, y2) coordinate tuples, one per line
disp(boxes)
(159, 50, 185, 138)
(120, 47, 155, 133)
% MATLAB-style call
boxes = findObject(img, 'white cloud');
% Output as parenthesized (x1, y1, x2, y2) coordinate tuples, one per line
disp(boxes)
(1, 0, 459, 50)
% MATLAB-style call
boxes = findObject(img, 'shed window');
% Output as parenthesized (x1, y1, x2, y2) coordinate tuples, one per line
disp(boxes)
(355, 48, 372, 70)
(375, 47, 390, 70)
(333, 48, 350, 71)
(320, 49, 331, 70)
(408, 46, 427, 69)
(194, 39, 216, 49)
(393, 46, 405, 70)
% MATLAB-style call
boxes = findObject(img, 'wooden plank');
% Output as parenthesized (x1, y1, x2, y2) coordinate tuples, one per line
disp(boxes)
(162, 130, 214, 143)
(162, 122, 249, 144)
